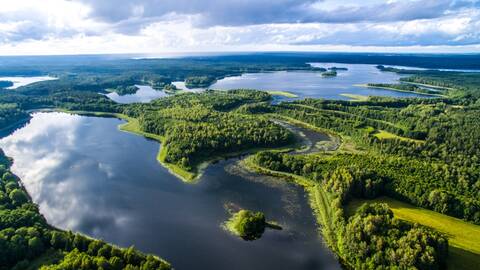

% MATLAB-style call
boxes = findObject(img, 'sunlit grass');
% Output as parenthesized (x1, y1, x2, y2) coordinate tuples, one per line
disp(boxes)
(340, 93, 369, 101)
(374, 130, 424, 143)
(267, 90, 298, 98)
(346, 196, 480, 270)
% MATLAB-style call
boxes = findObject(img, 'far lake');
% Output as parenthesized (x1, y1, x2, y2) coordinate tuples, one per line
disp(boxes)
(0, 76, 57, 89)
(210, 63, 427, 100)
(104, 63, 431, 104)
(105, 85, 167, 103)
(0, 112, 340, 270)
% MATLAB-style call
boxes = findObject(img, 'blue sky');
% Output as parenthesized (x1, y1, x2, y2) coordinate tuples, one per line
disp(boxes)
(0, 0, 479, 55)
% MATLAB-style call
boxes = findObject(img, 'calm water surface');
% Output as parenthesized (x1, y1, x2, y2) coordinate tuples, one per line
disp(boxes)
(105, 63, 432, 104)
(0, 76, 57, 89)
(105, 85, 167, 103)
(211, 63, 428, 100)
(171, 81, 205, 93)
(0, 112, 340, 270)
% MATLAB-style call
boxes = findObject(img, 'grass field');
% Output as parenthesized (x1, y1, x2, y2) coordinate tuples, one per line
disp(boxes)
(354, 83, 446, 97)
(346, 196, 480, 270)
(340, 93, 369, 101)
(267, 90, 299, 98)
(374, 130, 424, 143)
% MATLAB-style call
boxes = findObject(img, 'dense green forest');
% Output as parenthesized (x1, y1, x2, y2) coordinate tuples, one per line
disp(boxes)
(0, 55, 480, 269)
(0, 149, 171, 270)
(240, 68, 480, 268)
(328, 67, 348, 71)
(252, 96, 480, 224)
(0, 54, 326, 129)
(184, 76, 216, 88)
(124, 90, 294, 173)
(0, 104, 29, 129)
(108, 85, 139, 95)
(251, 152, 450, 269)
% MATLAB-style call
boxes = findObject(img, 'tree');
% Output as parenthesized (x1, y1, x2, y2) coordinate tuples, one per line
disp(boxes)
(9, 189, 28, 205)
(50, 231, 68, 249)
(28, 237, 45, 257)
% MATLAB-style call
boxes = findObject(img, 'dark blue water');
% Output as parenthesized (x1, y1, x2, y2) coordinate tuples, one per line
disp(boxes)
(0, 112, 340, 270)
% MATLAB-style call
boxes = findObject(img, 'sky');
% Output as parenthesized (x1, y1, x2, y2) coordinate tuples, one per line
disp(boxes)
(0, 0, 479, 55)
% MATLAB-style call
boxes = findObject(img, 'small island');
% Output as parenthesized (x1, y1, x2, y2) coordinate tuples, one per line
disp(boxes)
(311, 67, 327, 72)
(185, 76, 216, 88)
(0, 80, 14, 88)
(163, 83, 179, 94)
(224, 209, 282, 241)
(144, 75, 171, 90)
(376, 65, 403, 72)
(108, 85, 139, 95)
(321, 70, 337, 77)
(328, 67, 348, 71)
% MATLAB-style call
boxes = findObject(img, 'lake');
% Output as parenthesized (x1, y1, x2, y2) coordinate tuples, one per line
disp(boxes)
(172, 81, 205, 92)
(105, 63, 431, 104)
(0, 112, 340, 270)
(211, 63, 428, 100)
(105, 85, 168, 103)
(0, 76, 57, 89)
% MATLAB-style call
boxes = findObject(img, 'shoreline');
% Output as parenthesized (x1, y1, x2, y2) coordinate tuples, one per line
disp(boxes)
(241, 157, 350, 268)
(339, 93, 369, 101)
(46, 109, 304, 183)
(0, 115, 32, 135)
(0, 122, 172, 269)
(354, 83, 446, 97)
(400, 81, 457, 91)
(266, 90, 299, 98)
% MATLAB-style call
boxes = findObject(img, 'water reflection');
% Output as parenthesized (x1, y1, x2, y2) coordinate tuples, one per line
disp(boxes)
(105, 85, 167, 103)
(108, 63, 433, 104)
(0, 112, 340, 270)
(211, 63, 428, 99)
(171, 81, 205, 92)
(0, 76, 57, 89)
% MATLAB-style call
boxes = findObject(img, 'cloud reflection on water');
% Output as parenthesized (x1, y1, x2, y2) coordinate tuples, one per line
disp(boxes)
(0, 111, 341, 270)
(0, 112, 129, 235)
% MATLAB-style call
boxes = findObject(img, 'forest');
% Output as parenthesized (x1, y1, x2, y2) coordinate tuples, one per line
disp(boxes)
(253, 95, 480, 224)
(239, 67, 480, 268)
(0, 104, 29, 129)
(124, 90, 294, 174)
(0, 54, 479, 269)
(184, 76, 217, 88)
(251, 152, 450, 269)
(108, 85, 140, 95)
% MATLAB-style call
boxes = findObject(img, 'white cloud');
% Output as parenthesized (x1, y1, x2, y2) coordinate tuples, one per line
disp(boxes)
(0, 0, 478, 54)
